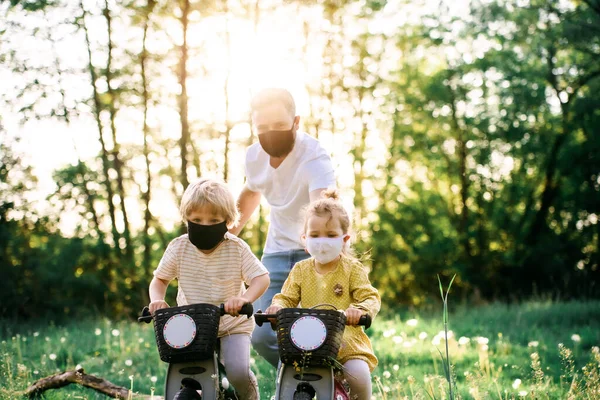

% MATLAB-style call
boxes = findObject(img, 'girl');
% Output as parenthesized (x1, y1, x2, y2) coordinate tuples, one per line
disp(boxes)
(149, 177, 270, 400)
(266, 189, 380, 400)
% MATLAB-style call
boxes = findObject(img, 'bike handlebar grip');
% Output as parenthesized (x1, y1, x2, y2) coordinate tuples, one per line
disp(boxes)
(240, 303, 253, 318)
(358, 314, 372, 329)
(138, 306, 153, 323)
(254, 310, 275, 327)
(220, 303, 254, 318)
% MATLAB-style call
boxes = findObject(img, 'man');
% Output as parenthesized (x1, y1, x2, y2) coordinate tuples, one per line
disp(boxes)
(230, 88, 336, 367)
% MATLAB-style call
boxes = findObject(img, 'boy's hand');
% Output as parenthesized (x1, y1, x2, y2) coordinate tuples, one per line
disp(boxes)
(224, 296, 249, 316)
(345, 307, 363, 325)
(149, 300, 169, 314)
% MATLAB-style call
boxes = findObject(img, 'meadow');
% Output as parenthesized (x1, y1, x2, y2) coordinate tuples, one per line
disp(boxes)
(1, 300, 599, 399)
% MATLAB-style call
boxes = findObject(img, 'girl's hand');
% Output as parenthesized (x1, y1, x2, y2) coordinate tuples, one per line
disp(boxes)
(345, 307, 363, 325)
(149, 300, 169, 314)
(224, 296, 249, 316)
(265, 305, 283, 315)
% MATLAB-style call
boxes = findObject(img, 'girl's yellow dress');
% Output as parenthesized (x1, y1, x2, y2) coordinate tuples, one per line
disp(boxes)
(271, 254, 381, 371)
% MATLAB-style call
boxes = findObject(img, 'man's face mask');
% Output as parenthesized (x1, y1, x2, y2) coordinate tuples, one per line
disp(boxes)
(258, 125, 296, 158)
(187, 220, 228, 251)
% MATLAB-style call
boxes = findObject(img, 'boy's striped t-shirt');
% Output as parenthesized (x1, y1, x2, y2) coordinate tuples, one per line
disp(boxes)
(153, 232, 268, 336)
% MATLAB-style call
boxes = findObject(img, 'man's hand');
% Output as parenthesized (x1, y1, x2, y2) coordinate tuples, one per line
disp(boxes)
(149, 300, 169, 314)
(345, 307, 363, 325)
(224, 296, 249, 316)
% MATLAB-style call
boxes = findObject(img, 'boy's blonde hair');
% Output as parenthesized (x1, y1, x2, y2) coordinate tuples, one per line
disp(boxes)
(180, 178, 239, 226)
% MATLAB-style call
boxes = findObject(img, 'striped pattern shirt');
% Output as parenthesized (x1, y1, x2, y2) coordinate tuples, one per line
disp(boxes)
(153, 232, 268, 336)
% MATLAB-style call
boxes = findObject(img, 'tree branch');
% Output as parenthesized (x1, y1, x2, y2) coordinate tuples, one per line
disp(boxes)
(24, 368, 158, 399)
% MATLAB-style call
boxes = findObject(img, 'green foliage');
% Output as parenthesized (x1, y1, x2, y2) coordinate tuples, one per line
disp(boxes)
(1, 300, 599, 398)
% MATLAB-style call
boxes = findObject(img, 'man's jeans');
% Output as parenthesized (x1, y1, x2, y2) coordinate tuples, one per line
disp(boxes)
(251, 249, 310, 367)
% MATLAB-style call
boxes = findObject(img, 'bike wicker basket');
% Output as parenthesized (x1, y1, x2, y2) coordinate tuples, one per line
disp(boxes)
(275, 307, 346, 366)
(152, 303, 220, 363)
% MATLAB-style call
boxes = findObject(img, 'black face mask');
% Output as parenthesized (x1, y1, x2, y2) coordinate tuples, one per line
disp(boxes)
(258, 128, 296, 157)
(187, 220, 228, 251)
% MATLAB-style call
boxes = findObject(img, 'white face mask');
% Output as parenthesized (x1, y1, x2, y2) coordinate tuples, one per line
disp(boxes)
(305, 237, 345, 264)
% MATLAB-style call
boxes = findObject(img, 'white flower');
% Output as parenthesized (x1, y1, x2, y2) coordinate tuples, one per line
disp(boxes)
(138, 338, 144, 343)
(150, 376, 157, 383)
(125, 359, 133, 366)
(418, 332, 428, 340)
(95, 329, 102, 336)
(571, 334, 581, 343)
(459, 336, 470, 345)
(383, 371, 391, 379)
(475, 336, 489, 345)
(393, 365, 399, 371)
(518, 390, 528, 397)
(383, 328, 396, 338)
(111, 329, 120, 337)
(528, 341, 539, 347)
(406, 319, 418, 327)
(512, 379, 522, 389)
(33, 332, 39, 337)
(60, 337, 66, 343)
(49, 354, 57, 360)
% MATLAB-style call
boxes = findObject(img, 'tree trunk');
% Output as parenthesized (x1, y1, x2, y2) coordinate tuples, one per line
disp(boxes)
(141, 0, 156, 280)
(178, 0, 191, 191)
(79, 0, 120, 247)
(103, 0, 132, 257)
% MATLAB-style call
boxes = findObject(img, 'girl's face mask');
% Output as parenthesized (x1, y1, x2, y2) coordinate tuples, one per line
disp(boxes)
(305, 236, 347, 264)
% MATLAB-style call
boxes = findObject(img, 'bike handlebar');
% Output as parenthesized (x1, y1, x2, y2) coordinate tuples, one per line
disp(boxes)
(254, 311, 372, 330)
(138, 302, 253, 323)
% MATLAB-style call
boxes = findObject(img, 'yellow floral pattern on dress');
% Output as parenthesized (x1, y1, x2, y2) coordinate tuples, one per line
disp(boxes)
(271, 254, 381, 371)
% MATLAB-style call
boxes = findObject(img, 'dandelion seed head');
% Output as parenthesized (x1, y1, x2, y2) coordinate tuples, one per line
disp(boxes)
(33, 332, 39, 337)
(138, 338, 144, 343)
(475, 336, 488, 345)
(383, 370, 391, 379)
(528, 341, 539, 347)
(383, 328, 396, 338)
(418, 332, 428, 340)
(49, 353, 57, 360)
(392, 336, 403, 344)
(459, 336, 470, 345)
(112, 329, 120, 337)
(512, 378, 522, 389)
(571, 334, 581, 343)
(95, 329, 102, 336)
(518, 390, 528, 397)
(406, 319, 418, 327)
(150, 376, 157, 383)
(393, 364, 399, 371)
(60, 337, 66, 343)
(125, 359, 133, 366)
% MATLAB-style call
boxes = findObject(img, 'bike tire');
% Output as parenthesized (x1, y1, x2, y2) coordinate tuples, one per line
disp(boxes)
(293, 392, 314, 400)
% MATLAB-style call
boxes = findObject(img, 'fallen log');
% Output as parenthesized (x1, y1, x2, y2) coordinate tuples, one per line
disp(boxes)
(24, 367, 161, 399)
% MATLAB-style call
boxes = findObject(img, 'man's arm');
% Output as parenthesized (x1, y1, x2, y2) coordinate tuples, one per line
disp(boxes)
(230, 185, 261, 236)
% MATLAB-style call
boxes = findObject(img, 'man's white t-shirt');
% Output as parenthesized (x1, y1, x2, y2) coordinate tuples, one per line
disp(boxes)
(245, 131, 336, 254)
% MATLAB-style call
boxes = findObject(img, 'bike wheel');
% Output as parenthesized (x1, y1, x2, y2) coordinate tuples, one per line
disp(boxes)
(293, 392, 313, 400)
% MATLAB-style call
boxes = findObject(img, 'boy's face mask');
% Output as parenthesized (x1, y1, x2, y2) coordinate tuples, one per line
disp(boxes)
(258, 127, 296, 158)
(305, 236, 346, 264)
(187, 220, 228, 251)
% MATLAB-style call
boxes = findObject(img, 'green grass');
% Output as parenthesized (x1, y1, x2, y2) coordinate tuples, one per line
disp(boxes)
(1, 300, 599, 399)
